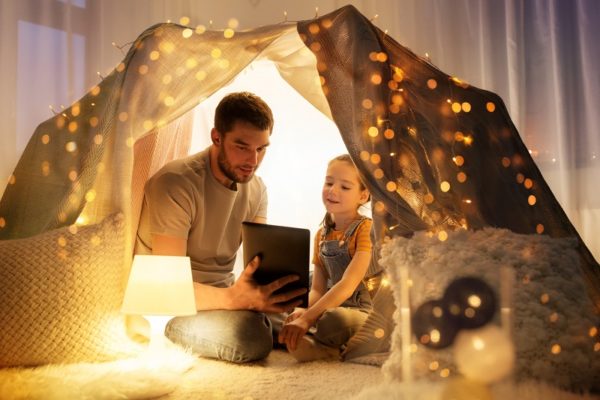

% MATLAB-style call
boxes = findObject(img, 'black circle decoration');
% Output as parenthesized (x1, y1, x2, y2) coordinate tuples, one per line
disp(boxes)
(412, 299, 460, 349)
(442, 277, 497, 330)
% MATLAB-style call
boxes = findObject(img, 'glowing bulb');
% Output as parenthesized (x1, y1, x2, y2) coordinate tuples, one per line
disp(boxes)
(224, 28, 235, 39)
(228, 18, 239, 29)
(368, 126, 379, 137)
(528, 195, 537, 206)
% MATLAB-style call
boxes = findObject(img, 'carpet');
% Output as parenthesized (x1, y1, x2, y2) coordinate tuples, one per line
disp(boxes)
(166, 349, 382, 399)
(354, 380, 600, 400)
(0, 344, 382, 400)
(1, 344, 598, 399)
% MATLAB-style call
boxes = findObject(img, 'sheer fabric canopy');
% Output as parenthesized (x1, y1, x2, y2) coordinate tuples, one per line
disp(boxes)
(1, 6, 599, 390)
(1, 0, 598, 262)
(1, 5, 598, 308)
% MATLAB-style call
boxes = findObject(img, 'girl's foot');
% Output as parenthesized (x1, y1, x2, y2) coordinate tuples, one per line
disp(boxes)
(289, 336, 340, 362)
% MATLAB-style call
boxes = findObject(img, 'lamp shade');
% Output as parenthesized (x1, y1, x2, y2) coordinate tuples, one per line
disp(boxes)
(121, 255, 196, 316)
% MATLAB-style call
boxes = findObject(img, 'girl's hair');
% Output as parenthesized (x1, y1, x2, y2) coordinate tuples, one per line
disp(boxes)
(322, 154, 370, 229)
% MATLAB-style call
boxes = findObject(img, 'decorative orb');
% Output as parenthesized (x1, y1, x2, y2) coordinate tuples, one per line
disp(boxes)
(443, 277, 497, 329)
(412, 299, 459, 349)
(441, 377, 493, 400)
(454, 325, 515, 383)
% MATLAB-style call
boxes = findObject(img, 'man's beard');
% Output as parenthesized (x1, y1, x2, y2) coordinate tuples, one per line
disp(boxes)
(217, 146, 254, 184)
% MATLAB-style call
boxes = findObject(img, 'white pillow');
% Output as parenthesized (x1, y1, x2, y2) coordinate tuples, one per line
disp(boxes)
(0, 213, 139, 366)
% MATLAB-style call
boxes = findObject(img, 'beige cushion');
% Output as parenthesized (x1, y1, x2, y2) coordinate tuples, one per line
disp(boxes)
(0, 213, 139, 367)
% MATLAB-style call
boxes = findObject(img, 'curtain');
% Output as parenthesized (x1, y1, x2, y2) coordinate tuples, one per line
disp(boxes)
(0, 0, 598, 261)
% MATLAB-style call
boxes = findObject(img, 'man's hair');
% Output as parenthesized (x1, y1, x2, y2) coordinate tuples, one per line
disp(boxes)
(214, 92, 274, 134)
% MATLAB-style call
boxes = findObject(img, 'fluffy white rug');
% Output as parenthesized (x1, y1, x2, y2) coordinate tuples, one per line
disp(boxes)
(0, 344, 382, 400)
(0, 344, 195, 400)
(1, 342, 598, 399)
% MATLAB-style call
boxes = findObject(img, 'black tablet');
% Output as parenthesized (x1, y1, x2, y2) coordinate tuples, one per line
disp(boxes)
(241, 221, 310, 308)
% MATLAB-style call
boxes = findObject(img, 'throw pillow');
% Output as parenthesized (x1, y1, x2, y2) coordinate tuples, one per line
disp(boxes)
(0, 213, 140, 367)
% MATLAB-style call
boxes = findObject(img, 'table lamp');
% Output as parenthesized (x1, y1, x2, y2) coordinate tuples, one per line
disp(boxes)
(121, 255, 196, 346)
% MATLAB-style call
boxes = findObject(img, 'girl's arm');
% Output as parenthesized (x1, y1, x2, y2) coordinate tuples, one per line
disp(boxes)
(285, 264, 328, 323)
(300, 250, 371, 326)
(278, 250, 371, 350)
(308, 263, 328, 306)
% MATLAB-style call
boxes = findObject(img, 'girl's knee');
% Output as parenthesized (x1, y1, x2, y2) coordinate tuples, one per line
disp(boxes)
(313, 308, 367, 347)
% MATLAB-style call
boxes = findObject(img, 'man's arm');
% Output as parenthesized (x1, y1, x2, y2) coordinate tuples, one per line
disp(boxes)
(151, 233, 306, 312)
(151, 233, 235, 310)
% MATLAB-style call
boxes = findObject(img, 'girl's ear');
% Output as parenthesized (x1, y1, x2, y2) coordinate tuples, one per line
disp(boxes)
(359, 189, 370, 205)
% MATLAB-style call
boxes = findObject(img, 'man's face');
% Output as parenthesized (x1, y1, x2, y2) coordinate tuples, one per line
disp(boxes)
(214, 121, 270, 184)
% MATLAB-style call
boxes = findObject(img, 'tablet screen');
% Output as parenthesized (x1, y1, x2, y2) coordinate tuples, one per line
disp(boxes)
(242, 221, 310, 307)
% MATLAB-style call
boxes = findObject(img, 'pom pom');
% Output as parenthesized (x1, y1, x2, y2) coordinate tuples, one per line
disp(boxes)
(443, 277, 497, 329)
(454, 325, 515, 383)
(412, 299, 459, 349)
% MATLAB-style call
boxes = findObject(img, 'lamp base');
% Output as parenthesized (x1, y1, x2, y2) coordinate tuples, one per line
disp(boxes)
(144, 315, 174, 349)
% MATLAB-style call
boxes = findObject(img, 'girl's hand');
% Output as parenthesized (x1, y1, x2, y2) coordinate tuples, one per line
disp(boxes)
(285, 308, 306, 323)
(278, 316, 313, 351)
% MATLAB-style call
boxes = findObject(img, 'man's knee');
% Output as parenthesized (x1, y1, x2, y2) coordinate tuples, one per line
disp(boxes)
(229, 311, 273, 362)
(164, 310, 273, 363)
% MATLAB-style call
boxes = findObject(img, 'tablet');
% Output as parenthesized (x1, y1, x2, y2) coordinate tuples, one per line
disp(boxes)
(241, 221, 310, 308)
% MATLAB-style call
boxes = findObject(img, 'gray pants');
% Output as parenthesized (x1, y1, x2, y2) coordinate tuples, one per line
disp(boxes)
(165, 310, 283, 363)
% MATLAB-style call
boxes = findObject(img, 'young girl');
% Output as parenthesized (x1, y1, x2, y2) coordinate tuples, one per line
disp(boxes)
(278, 154, 374, 362)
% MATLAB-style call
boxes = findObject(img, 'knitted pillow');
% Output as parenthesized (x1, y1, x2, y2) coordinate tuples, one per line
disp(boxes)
(380, 228, 600, 392)
(0, 213, 139, 367)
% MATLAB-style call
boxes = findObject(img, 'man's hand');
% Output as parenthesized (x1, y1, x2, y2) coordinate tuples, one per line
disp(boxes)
(228, 256, 307, 313)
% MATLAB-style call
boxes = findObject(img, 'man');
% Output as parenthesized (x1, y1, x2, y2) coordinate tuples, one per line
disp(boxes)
(135, 92, 306, 363)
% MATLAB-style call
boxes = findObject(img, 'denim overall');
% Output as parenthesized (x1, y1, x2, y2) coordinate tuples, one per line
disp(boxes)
(319, 217, 374, 311)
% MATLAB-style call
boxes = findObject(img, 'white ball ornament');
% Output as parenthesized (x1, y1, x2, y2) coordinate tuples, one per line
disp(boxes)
(453, 325, 515, 384)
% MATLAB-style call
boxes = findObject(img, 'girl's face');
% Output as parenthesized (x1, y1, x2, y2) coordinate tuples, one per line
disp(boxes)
(322, 160, 369, 216)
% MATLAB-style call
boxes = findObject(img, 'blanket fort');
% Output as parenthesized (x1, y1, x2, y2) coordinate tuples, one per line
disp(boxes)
(0, 4, 598, 392)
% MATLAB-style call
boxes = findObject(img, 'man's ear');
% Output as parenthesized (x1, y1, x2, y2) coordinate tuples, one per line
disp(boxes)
(211, 128, 221, 146)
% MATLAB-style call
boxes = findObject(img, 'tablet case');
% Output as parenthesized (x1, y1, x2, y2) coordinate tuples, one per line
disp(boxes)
(241, 221, 310, 308)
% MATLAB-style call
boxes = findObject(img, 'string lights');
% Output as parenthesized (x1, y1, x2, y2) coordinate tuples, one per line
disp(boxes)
(2, 12, 595, 391)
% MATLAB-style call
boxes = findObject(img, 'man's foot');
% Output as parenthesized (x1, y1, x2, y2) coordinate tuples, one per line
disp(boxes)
(288, 336, 340, 362)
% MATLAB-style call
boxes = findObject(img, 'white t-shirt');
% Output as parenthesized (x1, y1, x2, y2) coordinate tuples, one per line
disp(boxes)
(135, 147, 268, 287)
